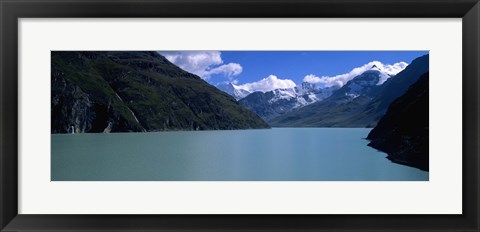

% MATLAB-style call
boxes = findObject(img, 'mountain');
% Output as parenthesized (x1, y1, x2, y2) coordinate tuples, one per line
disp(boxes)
(362, 54, 430, 124)
(367, 72, 429, 171)
(51, 51, 269, 133)
(326, 69, 385, 100)
(269, 54, 429, 127)
(238, 83, 338, 121)
(215, 82, 252, 100)
(268, 68, 386, 127)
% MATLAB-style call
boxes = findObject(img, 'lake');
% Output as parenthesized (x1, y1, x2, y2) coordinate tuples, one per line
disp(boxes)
(51, 128, 428, 181)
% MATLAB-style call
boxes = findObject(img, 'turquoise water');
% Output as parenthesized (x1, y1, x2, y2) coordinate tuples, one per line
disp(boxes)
(51, 128, 428, 181)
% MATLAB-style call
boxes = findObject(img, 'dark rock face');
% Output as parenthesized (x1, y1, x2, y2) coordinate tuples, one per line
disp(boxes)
(51, 77, 94, 133)
(329, 70, 384, 100)
(363, 54, 430, 126)
(367, 72, 429, 171)
(239, 91, 299, 121)
(269, 54, 429, 128)
(51, 51, 269, 133)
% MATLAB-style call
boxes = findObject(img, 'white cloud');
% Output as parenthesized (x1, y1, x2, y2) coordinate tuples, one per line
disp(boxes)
(205, 63, 243, 78)
(303, 61, 408, 87)
(237, 75, 296, 93)
(158, 51, 242, 80)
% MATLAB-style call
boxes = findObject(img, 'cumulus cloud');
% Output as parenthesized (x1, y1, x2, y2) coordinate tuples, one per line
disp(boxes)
(303, 61, 408, 87)
(158, 51, 242, 80)
(237, 75, 297, 92)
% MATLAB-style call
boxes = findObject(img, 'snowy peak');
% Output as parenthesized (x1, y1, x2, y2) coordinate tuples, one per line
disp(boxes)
(368, 61, 408, 85)
(238, 82, 340, 121)
(217, 80, 322, 102)
(267, 82, 336, 106)
(270, 88, 298, 102)
(360, 67, 393, 86)
(337, 70, 384, 99)
(370, 64, 380, 71)
(216, 82, 252, 100)
(301, 61, 408, 89)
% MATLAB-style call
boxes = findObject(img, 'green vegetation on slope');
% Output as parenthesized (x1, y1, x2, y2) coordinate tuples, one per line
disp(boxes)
(51, 51, 269, 133)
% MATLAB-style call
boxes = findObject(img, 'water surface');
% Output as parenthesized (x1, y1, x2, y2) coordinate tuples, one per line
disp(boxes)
(51, 128, 428, 181)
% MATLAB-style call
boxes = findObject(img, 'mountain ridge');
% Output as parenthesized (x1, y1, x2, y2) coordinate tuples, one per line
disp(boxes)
(238, 84, 338, 121)
(51, 51, 269, 133)
(268, 54, 429, 127)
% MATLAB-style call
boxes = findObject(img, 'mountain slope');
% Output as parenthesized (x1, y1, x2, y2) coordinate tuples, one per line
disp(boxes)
(367, 72, 429, 171)
(362, 54, 430, 125)
(216, 82, 252, 100)
(51, 51, 269, 133)
(268, 69, 386, 127)
(239, 84, 338, 121)
(269, 54, 429, 127)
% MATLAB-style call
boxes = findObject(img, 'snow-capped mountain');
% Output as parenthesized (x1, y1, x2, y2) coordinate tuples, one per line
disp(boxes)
(216, 65, 398, 121)
(269, 55, 429, 128)
(330, 66, 388, 102)
(302, 61, 407, 88)
(370, 64, 397, 85)
(238, 83, 338, 121)
(215, 82, 252, 100)
(216, 64, 397, 102)
(341, 68, 383, 98)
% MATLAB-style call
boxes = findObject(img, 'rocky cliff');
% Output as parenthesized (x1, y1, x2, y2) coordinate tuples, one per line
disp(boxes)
(51, 51, 269, 133)
(367, 72, 429, 171)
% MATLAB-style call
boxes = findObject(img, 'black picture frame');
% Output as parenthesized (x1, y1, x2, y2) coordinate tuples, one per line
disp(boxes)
(1, 0, 479, 231)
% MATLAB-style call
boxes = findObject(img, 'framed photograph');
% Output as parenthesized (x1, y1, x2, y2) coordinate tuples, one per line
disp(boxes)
(1, 0, 479, 231)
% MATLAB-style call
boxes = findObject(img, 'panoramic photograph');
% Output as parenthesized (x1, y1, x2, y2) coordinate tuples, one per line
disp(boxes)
(51, 51, 429, 181)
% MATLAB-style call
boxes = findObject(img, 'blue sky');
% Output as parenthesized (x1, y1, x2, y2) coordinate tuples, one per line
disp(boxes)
(160, 51, 428, 90)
